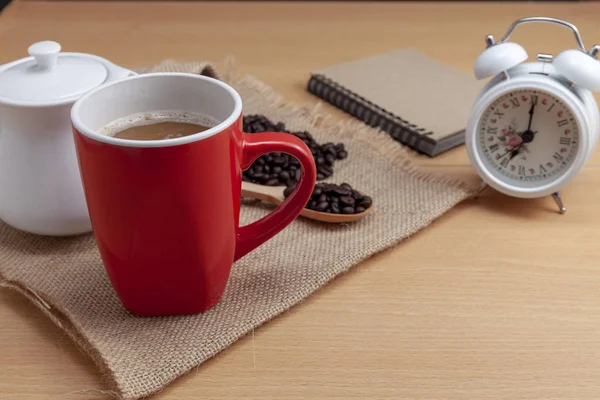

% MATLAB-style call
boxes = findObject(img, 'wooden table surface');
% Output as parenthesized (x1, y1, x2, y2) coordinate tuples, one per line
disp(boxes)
(3, 1, 600, 399)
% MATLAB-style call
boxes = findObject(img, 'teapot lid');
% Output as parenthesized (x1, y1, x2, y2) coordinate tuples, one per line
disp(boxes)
(0, 41, 108, 105)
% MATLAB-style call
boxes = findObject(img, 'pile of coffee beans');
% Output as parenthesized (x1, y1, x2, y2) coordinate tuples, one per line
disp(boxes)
(284, 182, 372, 214)
(242, 114, 372, 215)
(242, 114, 348, 185)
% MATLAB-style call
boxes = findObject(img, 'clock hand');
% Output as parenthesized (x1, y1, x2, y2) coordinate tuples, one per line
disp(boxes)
(527, 97, 536, 131)
(509, 149, 520, 161)
(497, 148, 514, 160)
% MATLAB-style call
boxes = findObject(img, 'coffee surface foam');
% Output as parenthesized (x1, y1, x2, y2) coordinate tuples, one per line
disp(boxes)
(99, 110, 218, 137)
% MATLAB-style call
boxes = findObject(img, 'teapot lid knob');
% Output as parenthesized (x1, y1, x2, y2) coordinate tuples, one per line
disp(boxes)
(28, 41, 61, 70)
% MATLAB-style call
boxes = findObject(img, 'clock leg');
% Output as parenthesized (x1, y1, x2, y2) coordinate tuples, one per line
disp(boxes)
(551, 192, 567, 214)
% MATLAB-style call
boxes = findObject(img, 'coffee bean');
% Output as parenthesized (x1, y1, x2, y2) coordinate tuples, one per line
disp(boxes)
(279, 171, 290, 180)
(359, 196, 372, 208)
(339, 196, 355, 206)
(309, 200, 317, 209)
(295, 169, 302, 181)
(337, 151, 348, 160)
(355, 206, 366, 213)
(313, 186, 322, 197)
(320, 165, 333, 176)
(330, 204, 340, 214)
(318, 193, 327, 203)
(256, 157, 265, 166)
(317, 173, 325, 180)
(340, 183, 352, 190)
(333, 186, 351, 196)
(264, 165, 271, 173)
(351, 190, 362, 200)
(266, 178, 280, 186)
(284, 186, 294, 197)
(272, 156, 286, 165)
(316, 156, 325, 166)
(316, 202, 329, 212)
(273, 166, 282, 174)
(342, 206, 355, 214)
(322, 184, 336, 194)
(325, 153, 336, 166)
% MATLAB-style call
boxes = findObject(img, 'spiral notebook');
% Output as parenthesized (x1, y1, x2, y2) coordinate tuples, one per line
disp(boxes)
(307, 48, 484, 157)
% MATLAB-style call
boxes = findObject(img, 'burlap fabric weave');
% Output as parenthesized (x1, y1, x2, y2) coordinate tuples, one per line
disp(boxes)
(0, 60, 475, 399)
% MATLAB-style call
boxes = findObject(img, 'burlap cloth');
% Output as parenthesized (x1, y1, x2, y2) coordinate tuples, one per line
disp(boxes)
(0, 60, 476, 399)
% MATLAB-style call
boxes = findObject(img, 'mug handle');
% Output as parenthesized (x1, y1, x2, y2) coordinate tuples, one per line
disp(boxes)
(234, 132, 317, 261)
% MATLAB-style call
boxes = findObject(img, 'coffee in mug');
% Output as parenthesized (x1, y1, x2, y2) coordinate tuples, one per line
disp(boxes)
(100, 110, 216, 141)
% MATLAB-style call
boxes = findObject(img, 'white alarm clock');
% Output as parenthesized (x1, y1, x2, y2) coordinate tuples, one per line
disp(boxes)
(466, 17, 600, 213)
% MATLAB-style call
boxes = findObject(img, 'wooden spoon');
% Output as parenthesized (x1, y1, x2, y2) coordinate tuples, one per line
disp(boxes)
(241, 181, 373, 223)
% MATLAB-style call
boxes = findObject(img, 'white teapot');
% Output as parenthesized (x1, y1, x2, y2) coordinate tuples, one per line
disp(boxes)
(0, 41, 135, 236)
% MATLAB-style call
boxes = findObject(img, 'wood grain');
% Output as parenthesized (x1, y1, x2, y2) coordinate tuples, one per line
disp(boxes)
(2, 1, 600, 399)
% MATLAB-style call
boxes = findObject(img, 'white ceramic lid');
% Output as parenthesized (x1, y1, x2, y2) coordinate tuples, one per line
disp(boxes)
(474, 42, 528, 80)
(553, 49, 600, 92)
(0, 41, 108, 104)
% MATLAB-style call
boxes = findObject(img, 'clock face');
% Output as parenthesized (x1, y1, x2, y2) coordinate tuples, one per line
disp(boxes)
(476, 88, 580, 188)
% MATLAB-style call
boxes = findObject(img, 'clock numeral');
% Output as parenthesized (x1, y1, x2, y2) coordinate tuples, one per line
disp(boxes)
(494, 111, 504, 118)
(560, 137, 572, 146)
(531, 95, 538, 105)
(489, 143, 500, 152)
(539, 164, 547, 173)
(553, 152, 564, 163)
(557, 119, 568, 127)
(547, 103, 556, 112)
(487, 127, 498, 135)
(500, 157, 509, 168)
(518, 165, 525, 176)
(510, 98, 520, 108)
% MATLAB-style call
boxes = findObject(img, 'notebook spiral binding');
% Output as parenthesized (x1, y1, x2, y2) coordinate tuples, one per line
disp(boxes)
(307, 74, 435, 154)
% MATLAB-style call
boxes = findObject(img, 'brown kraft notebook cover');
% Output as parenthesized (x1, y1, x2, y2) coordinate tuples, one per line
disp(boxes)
(307, 48, 484, 157)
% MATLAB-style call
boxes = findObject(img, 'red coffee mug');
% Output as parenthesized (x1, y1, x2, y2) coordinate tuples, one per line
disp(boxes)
(71, 73, 316, 316)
